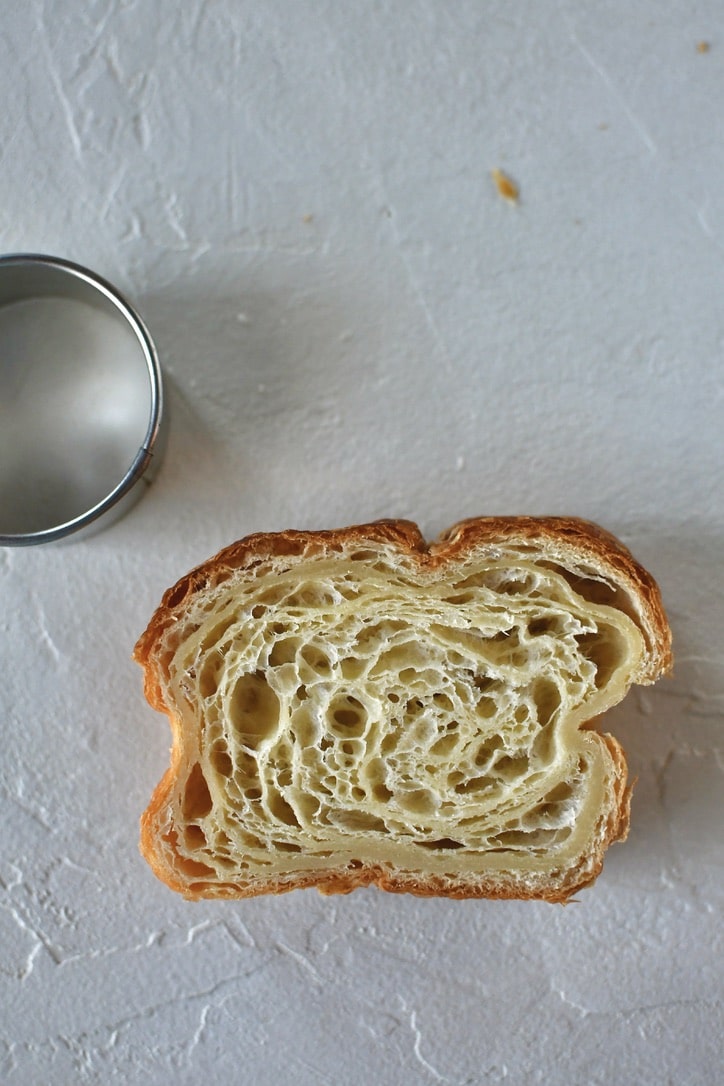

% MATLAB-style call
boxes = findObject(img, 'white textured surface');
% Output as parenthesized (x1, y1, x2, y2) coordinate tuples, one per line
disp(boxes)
(1, 3, 723, 1083)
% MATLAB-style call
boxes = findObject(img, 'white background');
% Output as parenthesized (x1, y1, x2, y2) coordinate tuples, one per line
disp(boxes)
(1, 3, 723, 1083)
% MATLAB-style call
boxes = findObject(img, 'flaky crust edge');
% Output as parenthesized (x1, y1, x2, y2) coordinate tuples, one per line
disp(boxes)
(134, 516, 671, 902)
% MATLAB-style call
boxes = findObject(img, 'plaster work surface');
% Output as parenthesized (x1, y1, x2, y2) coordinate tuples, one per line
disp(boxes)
(1, 3, 723, 1083)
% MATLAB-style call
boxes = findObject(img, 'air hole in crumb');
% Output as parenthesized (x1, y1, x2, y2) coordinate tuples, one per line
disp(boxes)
(476, 696, 497, 719)
(492, 829, 534, 847)
(238, 829, 265, 849)
(334, 810, 387, 832)
(267, 789, 300, 827)
(269, 637, 299, 667)
(379, 733, 396, 755)
(341, 656, 366, 680)
(442, 591, 475, 604)
(175, 855, 216, 878)
(545, 782, 574, 804)
(185, 824, 207, 848)
(287, 585, 334, 609)
(348, 549, 382, 562)
(494, 754, 529, 781)
(212, 750, 233, 777)
(300, 644, 331, 676)
(430, 733, 458, 757)
(334, 708, 362, 728)
(229, 670, 280, 748)
(455, 775, 494, 795)
(182, 763, 212, 819)
(419, 838, 464, 850)
(404, 697, 424, 717)
(329, 695, 367, 737)
(198, 657, 220, 699)
(576, 630, 621, 687)
(474, 735, 502, 765)
(568, 574, 618, 606)
(531, 678, 560, 728)
(235, 751, 258, 778)
(296, 794, 320, 821)
(397, 788, 438, 815)
(495, 576, 531, 596)
(274, 840, 303, 853)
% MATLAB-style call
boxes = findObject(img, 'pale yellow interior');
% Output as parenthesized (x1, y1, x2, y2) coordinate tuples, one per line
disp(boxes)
(161, 550, 644, 890)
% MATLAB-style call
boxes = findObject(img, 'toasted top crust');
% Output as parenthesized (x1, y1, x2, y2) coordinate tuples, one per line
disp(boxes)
(134, 517, 671, 902)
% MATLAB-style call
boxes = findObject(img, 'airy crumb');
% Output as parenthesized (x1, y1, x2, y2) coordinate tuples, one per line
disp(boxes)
(491, 168, 519, 203)
(696, 41, 711, 53)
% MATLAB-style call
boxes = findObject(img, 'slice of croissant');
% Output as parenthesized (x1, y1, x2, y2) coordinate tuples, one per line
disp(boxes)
(134, 517, 671, 902)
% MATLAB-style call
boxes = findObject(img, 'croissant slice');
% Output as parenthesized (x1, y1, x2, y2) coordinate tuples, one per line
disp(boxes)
(134, 517, 671, 902)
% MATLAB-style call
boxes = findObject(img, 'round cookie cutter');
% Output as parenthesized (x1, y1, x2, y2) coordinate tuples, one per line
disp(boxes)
(0, 254, 165, 545)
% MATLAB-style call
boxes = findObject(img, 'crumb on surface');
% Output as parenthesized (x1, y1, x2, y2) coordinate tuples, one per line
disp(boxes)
(696, 40, 710, 53)
(491, 168, 519, 203)
(302, 213, 314, 223)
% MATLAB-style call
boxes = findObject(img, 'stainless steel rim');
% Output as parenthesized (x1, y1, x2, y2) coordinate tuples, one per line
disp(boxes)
(0, 253, 164, 546)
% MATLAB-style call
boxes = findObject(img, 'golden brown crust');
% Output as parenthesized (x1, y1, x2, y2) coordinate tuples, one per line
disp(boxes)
(137, 845, 614, 904)
(139, 756, 187, 895)
(134, 516, 671, 902)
